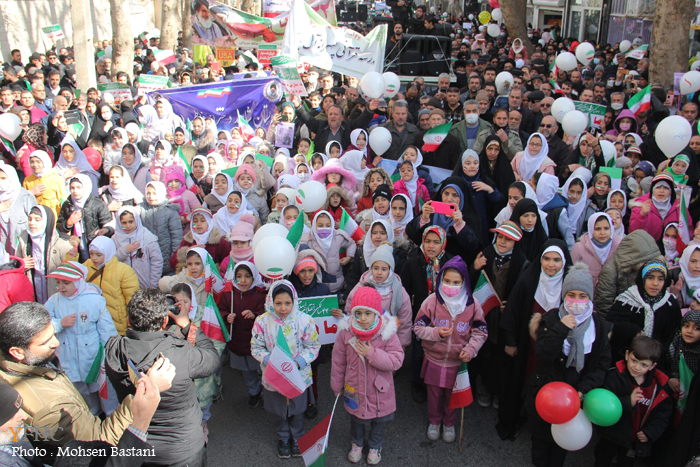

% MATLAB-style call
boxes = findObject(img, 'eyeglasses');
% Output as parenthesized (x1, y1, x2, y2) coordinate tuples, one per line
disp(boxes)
(530, 142, 543, 148)
(540, 124, 554, 128)
(541, 104, 552, 108)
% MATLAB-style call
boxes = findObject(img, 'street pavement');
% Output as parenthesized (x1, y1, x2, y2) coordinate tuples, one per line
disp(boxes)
(207, 350, 602, 467)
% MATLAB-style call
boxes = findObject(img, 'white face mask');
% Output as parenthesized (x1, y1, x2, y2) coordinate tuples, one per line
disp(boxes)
(663, 236, 677, 251)
(298, 172, 309, 182)
(465, 113, 479, 125)
(607, 79, 615, 88)
(564, 297, 589, 316)
(308, 74, 318, 84)
(611, 102, 623, 110)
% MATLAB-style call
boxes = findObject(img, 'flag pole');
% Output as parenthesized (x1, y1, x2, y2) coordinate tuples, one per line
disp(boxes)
(481, 270, 503, 305)
(459, 407, 464, 453)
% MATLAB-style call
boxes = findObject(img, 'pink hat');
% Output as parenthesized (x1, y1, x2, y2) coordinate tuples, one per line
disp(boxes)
(293, 257, 318, 275)
(230, 213, 255, 242)
(310, 159, 356, 192)
(235, 164, 257, 184)
(350, 286, 383, 317)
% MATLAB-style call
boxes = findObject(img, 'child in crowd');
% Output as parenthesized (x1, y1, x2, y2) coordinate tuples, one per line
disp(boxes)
(113, 206, 163, 289)
(414, 257, 487, 443)
(664, 154, 690, 187)
(393, 160, 430, 216)
(297, 138, 312, 161)
(312, 159, 358, 207)
(187, 155, 213, 201)
(390, 194, 413, 239)
(311, 153, 327, 172)
(163, 165, 201, 231)
(607, 189, 629, 232)
(357, 168, 392, 213)
(594, 336, 673, 467)
(268, 188, 296, 225)
(663, 308, 700, 396)
(605, 207, 626, 239)
(213, 191, 260, 239)
(141, 181, 183, 275)
(251, 281, 320, 459)
(303, 211, 356, 294)
(219, 213, 256, 274)
(281, 205, 311, 232)
(393, 146, 434, 196)
(331, 286, 404, 465)
(326, 141, 342, 159)
(172, 206, 229, 272)
(345, 243, 412, 347)
(660, 223, 681, 268)
(571, 213, 621, 286)
(23, 150, 65, 219)
(160, 247, 211, 307)
(45, 261, 119, 415)
(234, 164, 269, 224)
(359, 184, 393, 232)
(203, 173, 232, 214)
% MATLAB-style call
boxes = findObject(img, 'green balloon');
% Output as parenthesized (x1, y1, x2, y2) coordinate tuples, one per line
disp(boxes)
(583, 389, 623, 427)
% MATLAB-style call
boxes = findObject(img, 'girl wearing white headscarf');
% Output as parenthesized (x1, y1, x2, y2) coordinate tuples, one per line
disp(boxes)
(102, 166, 145, 218)
(347, 128, 369, 165)
(207, 152, 227, 176)
(203, 172, 233, 214)
(535, 173, 574, 249)
(149, 139, 186, 182)
(346, 218, 404, 292)
(533, 244, 567, 312)
(494, 180, 548, 232)
(390, 193, 413, 239)
(672, 244, 700, 307)
(0, 162, 38, 256)
(561, 167, 593, 238)
(571, 212, 621, 286)
(212, 190, 258, 236)
(56, 140, 100, 195)
(120, 143, 152, 194)
(113, 206, 163, 289)
(340, 149, 368, 192)
(140, 181, 183, 276)
(125, 122, 151, 155)
(104, 127, 129, 173)
(22, 149, 66, 219)
(138, 105, 161, 142)
(512, 133, 555, 182)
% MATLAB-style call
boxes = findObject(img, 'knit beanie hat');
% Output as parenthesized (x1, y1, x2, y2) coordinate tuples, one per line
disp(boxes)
(615, 156, 633, 169)
(475, 90, 489, 102)
(490, 220, 523, 241)
(47, 261, 87, 281)
(235, 164, 257, 184)
(372, 184, 392, 203)
(350, 286, 383, 317)
(561, 262, 594, 300)
(0, 381, 22, 426)
(230, 213, 255, 242)
(369, 243, 395, 271)
(293, 257, 318, 275)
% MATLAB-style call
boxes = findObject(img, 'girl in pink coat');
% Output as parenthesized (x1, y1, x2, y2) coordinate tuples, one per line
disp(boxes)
(629, 173, 683, 241)
(570, 212, 621, 287)
(392, 160, 429, 216)
(163, 165, 202, 233)
(414, 256, 488, 444)
(331, 286, 404, 465)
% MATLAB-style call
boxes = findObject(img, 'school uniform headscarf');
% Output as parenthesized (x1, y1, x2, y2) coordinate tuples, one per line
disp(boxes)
(138, 105, 160, 142)
(212, 191, 257, 234)
(121, 144, 145, 179)
(152, 140, 174, 168)
(0, 164, 21, 224)
(28, 205, 50, 274)
(390, 193, 414, 234)
(534, 244, 567, 311)
(420, 225, 447, 294)
(207, 152, 227, 174)
(232, 261, 266, 292)
(363, 219, 394, 265)
(679, 245, 700, 306)
(311, 211, 335, 255)
(519, 132, 550, 181)
(190, 207, 215, 246)
(172, 282, 199, 320)
(29, 150, 54, 178)
(436, 257, 473, 317)
(587, 212, 614, 264)
(113, 206, 158, 253)
(107, 165, 144, 204)
(210, 172, 233, 207)
(562, 167, 592, 234)
(349, 129, 369, 160)
(606, 189, 627, 217)
(510, 198, 549, 262)
(89, 236, 117, 268)
(535, 173, 560, 209)
(146, 181, 168, 205)
(340, 150, 368, 186)
(294, 162, 313, 183)
(56, 140, 99, 180)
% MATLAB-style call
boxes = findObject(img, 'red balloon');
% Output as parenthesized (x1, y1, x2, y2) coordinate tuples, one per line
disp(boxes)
(83, 148, 102, 171)
(489, 0, 499, 8)
(535, 382, 580, 425)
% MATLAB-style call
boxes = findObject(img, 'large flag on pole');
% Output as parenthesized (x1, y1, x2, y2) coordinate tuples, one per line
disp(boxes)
(264, 327, 307, 398)
(237, 110, 255, 140)
(627, 85, 652, 118)
(298, 394, 340, 467)
(422, 122, 453, 152)
(448, 361, 474, 409)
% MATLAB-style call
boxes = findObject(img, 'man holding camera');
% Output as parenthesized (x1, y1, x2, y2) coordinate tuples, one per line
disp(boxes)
(105, 289, 221, 467)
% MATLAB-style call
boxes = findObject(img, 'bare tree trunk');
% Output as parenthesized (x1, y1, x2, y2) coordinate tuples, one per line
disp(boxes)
(649, 0, 693, 88)
(160, 0, 179, 51)
(109, 0, 134, 80)
(182, 2, 193, 52)
(498, 0, 535, 57)
(69, 0, 97, 91)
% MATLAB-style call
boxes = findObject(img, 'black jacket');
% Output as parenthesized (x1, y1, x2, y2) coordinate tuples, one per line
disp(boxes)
(56, 194, 114, 244)
(546, 134, 574, 184)
(597, 360, 673, 451)
(413, 130, 462, 169)
(295, 106, 374, 153)
(105, 327, 221, 465)
(399, 246, 453, 318)
(607, 293, 681, 350)
(346, 243, 408, 293)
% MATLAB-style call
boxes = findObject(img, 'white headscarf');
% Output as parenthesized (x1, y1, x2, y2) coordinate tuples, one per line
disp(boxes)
(89, 236, 117, 268)
(534, 245, 566, 311)
(607, 189, 627, 216)
(146, 181, 168, 205)
(125, 122, 142, 143)
(113, 206, 158, 253)
(311, 211, 335, 254)
(0, 163, 21, 223)
(587, 212, 614, 264)
(28, 205, 49, 272)
(212, 191, 257, 234)
(679, 244, 700, 305)
(191, 156, 210, 182)
(277, 174, 300, 190)
(107, 165, 144, 204)
(399, 159, 420, 206)
(535, 172, 559, 209)
(208, 152, 227, 173)
(210, 172, 233, 207)
(152, 140, 173, 166)
(350, 129, 368, 158)
(29, 150, 54, 178)
(652, 181, 673, 219)
(561, 167, 592, 234)
(173, 282, 199, 321)
(390, 193, 413, 234)
(439, 276, 469, 318)
(68, 173, 93, 210)
(121, 144, 144, 179)
(56, 140, 99, 179)
(190, 208, 214, 245)
(363, 219, 394, 265)
(519, 133, 550, 181)
(341, 150, 368, 186)
(232, 261, 266, 292)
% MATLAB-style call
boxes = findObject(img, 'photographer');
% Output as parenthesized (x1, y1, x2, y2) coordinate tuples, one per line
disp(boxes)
(105, 289, 221, 467)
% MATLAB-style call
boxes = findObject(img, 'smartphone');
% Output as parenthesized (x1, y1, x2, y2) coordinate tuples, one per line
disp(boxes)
(63, 110, 81, 126)
(127, 360, 141, 385)
(280, 114, 288, 122)
(432, 201, 456, 215)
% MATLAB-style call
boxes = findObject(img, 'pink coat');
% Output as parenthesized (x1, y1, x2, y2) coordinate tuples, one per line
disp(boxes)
(571, 233, 622, 287)
(330, 316, 404, 420)
(510, 152, 556, 181)
(345, 270, 413, 347)
(392, 178, 429, 215)
(629, 193, 682, 241)
(414, 293, 488, 368)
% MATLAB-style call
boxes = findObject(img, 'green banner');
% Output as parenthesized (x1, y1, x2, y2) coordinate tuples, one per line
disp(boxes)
(298, 294, 340, 344)
(574, 101, 606, 130)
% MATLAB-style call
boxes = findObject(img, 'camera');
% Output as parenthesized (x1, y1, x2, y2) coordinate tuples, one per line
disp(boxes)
(164, 294, 180, 315)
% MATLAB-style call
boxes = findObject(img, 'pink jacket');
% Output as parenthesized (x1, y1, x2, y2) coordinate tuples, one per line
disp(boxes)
(414, 293, 488, 368)
(511, 152, 556, 181)
(330, 315, 404, 420)
(392, 178, 430, 215)
(629, 193, 682, 241)
(571, 233, 622, 287)
(345, 270, 413, 347)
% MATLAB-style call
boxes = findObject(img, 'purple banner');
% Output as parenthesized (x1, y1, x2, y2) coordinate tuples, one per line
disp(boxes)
(147, 77, 283, 132)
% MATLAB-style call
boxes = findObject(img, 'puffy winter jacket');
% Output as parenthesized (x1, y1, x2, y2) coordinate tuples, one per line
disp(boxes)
(22, 172, 66, 220)
(330, 315, 404, 420)
(170, 227, 229, 273)
(139, 201, 183, 275)
(218, 286, 267, 356)
(571, 233, 622, 287)
(56, 194, 114, 247)
(629, 192, 682, 241)
(0, 257, 34, 312)
(84, 256, 140, 335)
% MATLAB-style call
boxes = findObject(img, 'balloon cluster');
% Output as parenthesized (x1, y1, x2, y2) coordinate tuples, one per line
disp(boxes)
(536, 383, 622, 451)
(550, 97, 588, 135)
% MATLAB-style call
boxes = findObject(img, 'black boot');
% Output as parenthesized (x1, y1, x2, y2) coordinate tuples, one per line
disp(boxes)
(277, 439, 291, 459)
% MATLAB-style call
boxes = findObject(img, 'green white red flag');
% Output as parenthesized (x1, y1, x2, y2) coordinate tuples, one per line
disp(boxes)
(678, 187, 692, 253)
(297, 395, 340, 467)
(264, 327, 307, 398)
(473, 271, 500, 315)
(85, 342, 109, 400)
(340, 207, 364, 243)
(200, 293, 230, 343)
(627, 85, 652, 118)
(237, 110, 255, 140)
(422, 122, 452, 152)
(448, 361, 473, 409)
(177, 147, 191, 176)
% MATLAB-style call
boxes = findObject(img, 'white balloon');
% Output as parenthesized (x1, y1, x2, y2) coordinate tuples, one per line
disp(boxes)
(692, 61, 700, 72)
(655, 116, 692, 158)
(679, 71, 700, 95)
(562, 110, 588, 135)
(369, 127, 392, 156)
(361, 72, 385, 99)
(551, 409, 592, 451)
(468, 14, 474, 20)
(382, 72, 400, 98)
(294, 180, 327, 212)
(551, 98, 576, 124)
(254, 236, 296, 280)
(491, 8, 502, 21)
(619, 40, 631, 53)
(555, 52, 578, 72)
(575, 42, 595, 65)
(487, 23, 501, 38)
(495, 72, 514, 95)
(252, 223, 290, 253)
(0, 113, 21, 141)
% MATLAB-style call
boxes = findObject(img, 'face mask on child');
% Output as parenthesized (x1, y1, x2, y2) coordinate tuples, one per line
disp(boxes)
(663, 237, 676, 251)
(298, 173, 309, 182)
(442, 284, 461, 297)
(619, 122, 632, 131)
(317, 228, 332, 239)
(564, 297, 589, 315)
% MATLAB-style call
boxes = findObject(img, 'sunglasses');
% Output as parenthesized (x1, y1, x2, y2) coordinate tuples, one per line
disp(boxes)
(541, 104, 552, 108)
(540, 124, 554, 128)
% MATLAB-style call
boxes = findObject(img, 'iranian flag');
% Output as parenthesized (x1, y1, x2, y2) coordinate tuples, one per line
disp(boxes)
(422, 121, 452, 152)
(85, 343, 109, 400)
(340, 208, 364, 243)
(627, 85, 652, 118)
(678, 187, 692, 254)
(298, 396, 339, 467)
(448, 361, 473, 409)
(237, 110, 255, 140)
(287, 209, 305, 248)
(223, 259, 236, 292)
(177, 146, 191, 176)
(473, 271, 500, 315)
(153, 49, 177, 65)
(203, 252, 225, 295)
(678, 353, 695, 412)
(200, 293, 230, 343)
(264, 327, 307, 398)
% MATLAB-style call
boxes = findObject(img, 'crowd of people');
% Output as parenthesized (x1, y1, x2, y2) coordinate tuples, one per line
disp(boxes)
(1, 5, 700, 467)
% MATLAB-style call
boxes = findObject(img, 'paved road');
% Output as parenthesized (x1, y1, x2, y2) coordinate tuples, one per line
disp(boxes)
(207, 349, 602, 467)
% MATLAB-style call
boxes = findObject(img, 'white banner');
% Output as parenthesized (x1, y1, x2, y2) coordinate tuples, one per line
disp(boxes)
(282, 0, 387, 79)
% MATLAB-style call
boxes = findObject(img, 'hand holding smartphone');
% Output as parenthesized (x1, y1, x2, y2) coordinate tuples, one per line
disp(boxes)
(431, 201, 456, 215)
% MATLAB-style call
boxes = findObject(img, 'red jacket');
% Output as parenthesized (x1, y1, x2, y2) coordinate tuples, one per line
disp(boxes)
(0, 257, 34, 312)
(218, 286, 266, 356)
(393, 178, 430, 215)
(629, 193, 684, 241)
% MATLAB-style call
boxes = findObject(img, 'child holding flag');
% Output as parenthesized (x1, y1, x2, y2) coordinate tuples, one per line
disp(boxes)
(251, 281, 320, 459)
(45, 261, 119, 415)
(414, 256, 488, 443)
(662, 308, 700, 399)
(331, 286, 405, 465)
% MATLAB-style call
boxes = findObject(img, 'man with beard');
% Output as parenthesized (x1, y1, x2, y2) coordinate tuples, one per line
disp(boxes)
(192, 0, 227, 42)
(472, 107, 522, 159)
(407, 5, 427, 34)
(0, 302, 176, 464)
(538, 115, 573, 184)
(386, 22, 405, 66)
